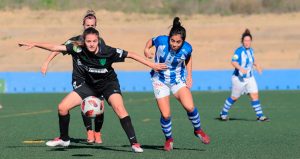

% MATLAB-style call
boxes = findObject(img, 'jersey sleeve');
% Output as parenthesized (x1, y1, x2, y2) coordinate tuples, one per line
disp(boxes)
(231, 48, 241, 62)
(186, 43, 193, 59)
(65, 43, 81, 55)
(106, 46, 128, 63)
(152, 35, 164, 48)
(62, 36, 81, 55)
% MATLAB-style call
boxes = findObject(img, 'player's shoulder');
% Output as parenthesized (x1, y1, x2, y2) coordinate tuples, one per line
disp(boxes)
(71, 35, 81, 40)
(182, 41, 192, 53)
(65, 35, 82, 45)
(101, 44, 116, 55)
(153, 35, 168, 43)
(234, 46, 245, 54)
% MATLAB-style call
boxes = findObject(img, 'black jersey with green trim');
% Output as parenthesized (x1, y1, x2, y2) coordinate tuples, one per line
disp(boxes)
(65, 42, 128, 88)
(62, 35, 106, 84)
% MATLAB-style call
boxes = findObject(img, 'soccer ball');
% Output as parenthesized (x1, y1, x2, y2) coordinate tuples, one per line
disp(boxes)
(81, 96, 104, 118)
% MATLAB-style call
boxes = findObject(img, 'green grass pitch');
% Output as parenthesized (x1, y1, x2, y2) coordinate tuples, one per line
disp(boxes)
(0, 91, 299, 159)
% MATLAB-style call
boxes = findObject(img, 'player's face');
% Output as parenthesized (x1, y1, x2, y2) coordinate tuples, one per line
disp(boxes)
(85, 34, 99, 52)
(83, 18, 96, 29)
(169, 34, 183, 51)
(243, 36, 252, 49)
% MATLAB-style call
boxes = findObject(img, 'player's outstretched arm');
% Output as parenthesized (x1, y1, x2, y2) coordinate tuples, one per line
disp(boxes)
(127, 51, 167, 71)
(41, 52, 61, 76)
(144, 39, 154, 59)
(18, 42, 67, 52)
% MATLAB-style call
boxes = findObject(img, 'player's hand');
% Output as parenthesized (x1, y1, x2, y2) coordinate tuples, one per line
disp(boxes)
(186, 76, 193, 89)
(18, 42, 35, 50)
(151, 63, 167, 71)
(41, 62, 49, 76)
(239, 68, 247, 74)
(256, 65, 263, 74)
(144, 48, 154, 59)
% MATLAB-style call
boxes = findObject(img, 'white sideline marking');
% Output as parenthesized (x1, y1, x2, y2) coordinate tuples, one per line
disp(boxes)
(0, 110, 52, 118)
(23, 140, 45, 144)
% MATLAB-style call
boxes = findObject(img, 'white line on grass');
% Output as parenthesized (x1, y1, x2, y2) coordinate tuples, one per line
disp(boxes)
(0, 109, 52, 118)
(23, 140, 45, 144)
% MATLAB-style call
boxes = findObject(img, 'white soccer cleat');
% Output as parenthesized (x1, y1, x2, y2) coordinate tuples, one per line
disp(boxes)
(257, 116, 270, 122)
(220, 114, 229, 121)
(46, 137, 70, 147)
(131, 143, 143, 153)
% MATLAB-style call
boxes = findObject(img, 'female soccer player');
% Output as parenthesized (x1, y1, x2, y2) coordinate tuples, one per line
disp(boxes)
(144, 17, 210, 151)
(19, 27, 167, 153)
(41, 10, 106, 144)
(219, 29, 269, 122)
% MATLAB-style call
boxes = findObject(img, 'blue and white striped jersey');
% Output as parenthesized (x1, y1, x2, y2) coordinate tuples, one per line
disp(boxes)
(232, 46, 255, 78)
(151, 35, 192, 85)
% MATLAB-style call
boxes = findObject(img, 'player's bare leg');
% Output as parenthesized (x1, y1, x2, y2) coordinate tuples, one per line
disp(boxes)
(46, 91, 82, 147)
(156, 96, 174, 151)
(174, 87, 210, 144)
(108, 93, 143, 153)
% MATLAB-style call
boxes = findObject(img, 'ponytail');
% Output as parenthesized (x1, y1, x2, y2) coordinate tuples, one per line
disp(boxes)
(241, 28, 252, 42)
(83, 10, 97, 26)
(169, 17, 186, 41)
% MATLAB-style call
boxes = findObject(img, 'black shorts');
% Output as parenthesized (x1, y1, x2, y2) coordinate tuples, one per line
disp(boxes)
(72, 79, 85, 90)
(74, 79, 122, 102)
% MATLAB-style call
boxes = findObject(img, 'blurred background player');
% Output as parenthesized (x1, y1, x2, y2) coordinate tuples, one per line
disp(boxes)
(41, 10, 105, 144)
(19, 27, 167, 152)
(219, 29, 269, 122)
(144, 17, 210, 151)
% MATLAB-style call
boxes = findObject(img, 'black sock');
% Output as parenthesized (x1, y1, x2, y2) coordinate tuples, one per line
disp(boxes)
(120, 116, 138, 145)
(81, 112, 92, 131)
(59, 113, 70, 141)
(94, 113, 104, 132)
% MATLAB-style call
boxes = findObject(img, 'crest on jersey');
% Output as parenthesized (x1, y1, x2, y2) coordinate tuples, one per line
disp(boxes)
(232, 54, 239, 60)
(99, 58, 106, 66)
(73, 45, 82, 53)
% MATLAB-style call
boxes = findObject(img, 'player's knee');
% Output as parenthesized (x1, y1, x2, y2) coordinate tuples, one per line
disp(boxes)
(58, 102, 69, 115)
(231, 96, 238, 101)
(251, 95, 259, 101)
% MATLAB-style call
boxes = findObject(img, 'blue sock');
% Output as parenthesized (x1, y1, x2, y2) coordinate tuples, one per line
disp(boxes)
(220, 97, 235, 116)
(160, 116, 172, 140)
(187, 107, 201, 131)
(251, 100, 264, 118)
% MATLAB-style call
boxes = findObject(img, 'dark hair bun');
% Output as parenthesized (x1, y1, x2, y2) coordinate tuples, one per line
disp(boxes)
(244, 29, 251, 35)
(173, 17, 181, 27)
(86, 10, 96, 16)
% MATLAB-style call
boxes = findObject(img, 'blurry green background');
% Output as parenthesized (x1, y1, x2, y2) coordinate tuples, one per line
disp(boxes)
(1, 0, 300, 15)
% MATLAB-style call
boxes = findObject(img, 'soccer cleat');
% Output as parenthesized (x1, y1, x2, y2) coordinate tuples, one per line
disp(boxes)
(164, 138, 174, 151)
(194, 129, 210, 144)
(220, 114, 229, 121)
(94, 132, 102, 144)
(87, 130, 95, 143)
(257, 116, 270, 122)
(131, 143, 144, 153)
(46, 137, 70, 147)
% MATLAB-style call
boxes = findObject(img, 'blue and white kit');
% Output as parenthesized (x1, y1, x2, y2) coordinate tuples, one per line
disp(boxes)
(151, 35, 192, 98)
(231, 46, 258, 98)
